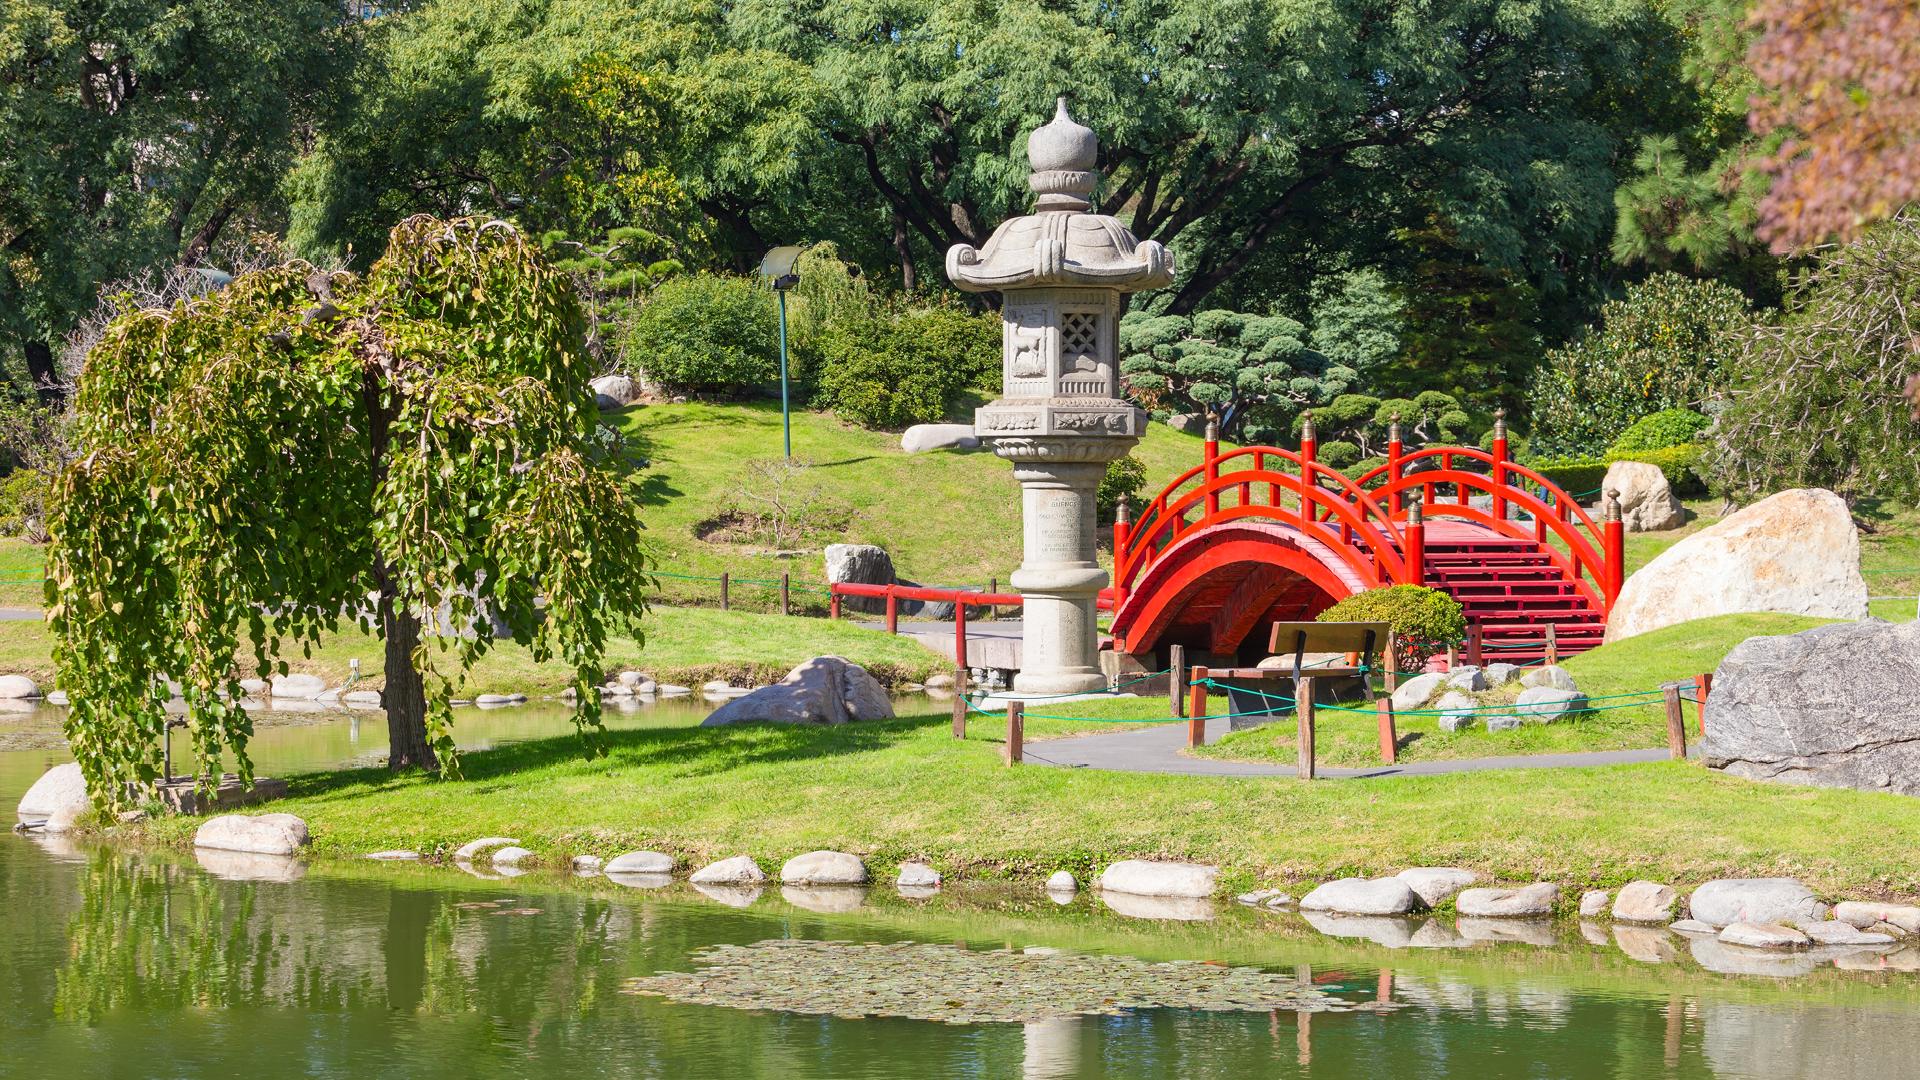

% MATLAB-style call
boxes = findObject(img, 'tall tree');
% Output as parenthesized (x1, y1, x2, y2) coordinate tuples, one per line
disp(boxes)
(0, 0, 355, 401)
(48, 217, 650, 805)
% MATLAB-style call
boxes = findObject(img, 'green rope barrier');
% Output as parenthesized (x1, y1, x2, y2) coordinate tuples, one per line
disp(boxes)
(1195, 677, 1667, 717)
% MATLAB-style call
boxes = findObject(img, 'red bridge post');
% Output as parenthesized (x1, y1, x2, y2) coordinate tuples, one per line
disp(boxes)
(1386, 414, 1403, 515)
(1603, 489, 1625, 605)
(1203, 415, 1221, 517)
(1111, 495, 1131, 610)
(1299, 412, 1317, 520)
(1490, 408, 1508, 523)
(1404, 501, 1425, 587)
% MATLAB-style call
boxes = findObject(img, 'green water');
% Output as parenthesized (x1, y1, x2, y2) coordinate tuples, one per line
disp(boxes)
(4, 704, 1919, 1078)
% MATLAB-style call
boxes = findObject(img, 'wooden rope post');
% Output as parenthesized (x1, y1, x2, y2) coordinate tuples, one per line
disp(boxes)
(1382, 637, 1400, 693)
(1445, 641, 1459, 671)
(1544, 623, 1559, 666)
(780, 572, 791, 616)
(1662, 683, 1687, 760)
(951, 667, 967, 738)
(988, 576, 997, 620)
(1004, 701, 1024, 765)
(1693, 672, 1713, 736)
(954, 601, 969, 670)
(719, 571, 730, 611)
(1169, 643, 1186, 718)
(1187, 665, 1208, 748)
(1376, 697, 1397, 765)
(1467, 623, 1483, 668)
(1296, 676, 1317, 780)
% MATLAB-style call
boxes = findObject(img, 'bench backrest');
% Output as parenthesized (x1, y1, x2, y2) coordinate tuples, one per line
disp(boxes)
(1267, 620, 1393, 657)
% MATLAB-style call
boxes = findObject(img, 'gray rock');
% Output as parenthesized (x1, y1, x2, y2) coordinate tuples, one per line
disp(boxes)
(824, 543, 896, 615)
(491, 846, 533, 866)
(44, 689, 68, 705)
(1397, 867, 1480, 908)
(194, 813, 310, 856)
(1604, 460, 1686, 532)
(1688, 878, 1828, 928)
(781, 850, 869, 885)
(1391, 672, 1446, 711)
(590, 373, 634, 407)
(270, 673, 327, 699)
(896, 862, 941, 888)
(1439, 714, 1475, 733)
(1456, 882, 1559, 918)
(701, 656, 893, 726)
(1834, 901, 1920, 934)
(238, 678, 269, 696)
(1299, 877, 1421, 915)
(342, 689, 382, 705)
(900, 424, 982, 454)
(1165, 412, 1204, 434)
(1444, 666, 1488, 691)
(1433, 691, 1475, 711)
(1579, 890, 1612, 918)
(1701, 619, 1920, 794)
(1045, 870, 1078, 893)
(1515, 686, 1586, 722)
(17, 762, 89, 818)
(689, 855, 765, 885)
(1098, 859, 1218, 898)
(1670, 919, 1718, 935)
(453, 836, 519, 860)
(924, 673, 956, 689)
(1802, 920, 1896, 946)
(1484, 663, 1523, 686)
(1519, 665, 1578, 692)
(475, 692, 526, 705)
(1719, 921, 1810, 949)
(0, 673, 39, 698)
(657, 684, 692, 697)
(1612, 880, 1679, 923)
(617, 669, 649, 687)
(1484, 714, 1523, 732)
(700, 679, 733, 692)
(605, 850, 674, 875)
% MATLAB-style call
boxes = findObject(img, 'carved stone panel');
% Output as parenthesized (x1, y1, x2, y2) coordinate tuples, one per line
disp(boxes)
(1005, 305, 1051, 393)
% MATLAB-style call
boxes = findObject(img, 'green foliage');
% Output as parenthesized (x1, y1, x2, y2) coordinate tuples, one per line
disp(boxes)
(623, 274, 778, 394)
(814, 305, 996, 429)
(1118, 309, 1357, 438)
(1098, 457, 1147, 523)
(1530, 272, 1754, 456)
(1380, 226, 1542, 413)
(1307, 391, 1474, 460)
(1712, 215, 1920, 503)
(1609, 408, 1711, 453)
(1317, 585, 1466, 667)
(48, 216, 652, 808)
(1523, 455, 1611, 497)
(1307, 270, 1403, 372)
(0, 469, 48, 541)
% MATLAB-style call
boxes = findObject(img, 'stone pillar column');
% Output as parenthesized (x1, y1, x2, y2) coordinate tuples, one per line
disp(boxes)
(1007, 457, 1111, 694)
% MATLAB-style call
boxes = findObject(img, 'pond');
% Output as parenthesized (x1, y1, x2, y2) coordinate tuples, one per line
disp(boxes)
(4, 703, 1919, 1078)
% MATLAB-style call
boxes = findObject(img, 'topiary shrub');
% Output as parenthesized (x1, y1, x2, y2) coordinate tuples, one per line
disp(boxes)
(1316, 584, 1466, 667)
(1316, 440, 1362, 469)
(1607, 444, 1705, 495)
(1608, 408, 1710, 453)
(814, 306, 989, 429)
(1098, 456, 1147, 523)
(623, 273, 778, 394)
(1522, 455, 1609, 499)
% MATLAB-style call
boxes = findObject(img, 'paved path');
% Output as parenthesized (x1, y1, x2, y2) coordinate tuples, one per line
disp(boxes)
(1025, 716, 1674, 778)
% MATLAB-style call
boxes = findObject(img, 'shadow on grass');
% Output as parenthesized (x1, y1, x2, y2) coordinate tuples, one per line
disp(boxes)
(282, 714, 956, 801)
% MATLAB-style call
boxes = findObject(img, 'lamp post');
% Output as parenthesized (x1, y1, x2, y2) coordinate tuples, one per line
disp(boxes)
(757, 245, 807, 459)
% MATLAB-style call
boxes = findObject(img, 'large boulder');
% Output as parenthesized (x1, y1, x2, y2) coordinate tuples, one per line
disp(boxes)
(1514, 687, 1586, 722)
(270, 673, 328, 700)
(1390, 672, 1446, 711)
(1687, 878, 1827, 928)
(1299, 877, 1421, 915)
(194, 813, 310, 856)
(1603, 461, 1686, 532)
(17, 763, 89, 818)
(1397, 867, 1480, 908)
(824, 543, 896, 615)
(1097, 860, 1219, 898)
(701, 656, 893, 727)
(1702, 619, 1920, 793)
(1612, 880, 1680, 923)
(689, 855, 765, 885)
(1456, 882, 1560, 918)
(0, 674, 40, 699)
(1605, 488, 1868, 642)
(590, 373, 634, 409)
(900, 424, 981, 454)
(780, 850, 870, 885)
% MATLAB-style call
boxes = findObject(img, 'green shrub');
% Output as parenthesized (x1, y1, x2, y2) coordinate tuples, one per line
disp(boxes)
(1523, 455, 1609, 499)
(1098, 456, 1147, 523)
(1316, 585, 1466, 667)
(0, 469, 47, 540)
(815, 305, 993, 429)
(1343, 455, 1388, 483)
(1608, 408, 1710, 453)
(1317, 440, 1362, 469)
(624, 273, 778, 393)
(1606, 444, 1705, 495)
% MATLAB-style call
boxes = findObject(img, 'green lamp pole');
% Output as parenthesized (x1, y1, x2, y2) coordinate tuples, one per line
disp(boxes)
(759, 246, 807, 460)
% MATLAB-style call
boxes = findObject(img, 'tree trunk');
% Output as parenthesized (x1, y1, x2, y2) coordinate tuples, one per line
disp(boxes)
(23, 341, 62, 407)
(379, 586, 435, 771)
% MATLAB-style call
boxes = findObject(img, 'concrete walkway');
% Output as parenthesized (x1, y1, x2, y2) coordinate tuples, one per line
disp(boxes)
(1024, 715, 1674, 778)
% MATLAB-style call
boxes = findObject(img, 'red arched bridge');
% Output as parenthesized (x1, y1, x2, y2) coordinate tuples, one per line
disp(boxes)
(1104, 427, 1624, 666)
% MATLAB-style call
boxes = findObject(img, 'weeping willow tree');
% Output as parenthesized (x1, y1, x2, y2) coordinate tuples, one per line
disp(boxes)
(48, 216, 651, 806)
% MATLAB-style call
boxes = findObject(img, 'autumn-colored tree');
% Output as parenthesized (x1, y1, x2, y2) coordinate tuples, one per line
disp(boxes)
(1747, 0, 1920, 251)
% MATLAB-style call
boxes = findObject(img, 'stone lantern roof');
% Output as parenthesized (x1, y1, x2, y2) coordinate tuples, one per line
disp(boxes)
(946, 98, 1174, 294)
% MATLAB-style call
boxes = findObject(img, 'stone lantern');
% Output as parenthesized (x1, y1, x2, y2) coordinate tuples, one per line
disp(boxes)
(946, 98, 1175, 695)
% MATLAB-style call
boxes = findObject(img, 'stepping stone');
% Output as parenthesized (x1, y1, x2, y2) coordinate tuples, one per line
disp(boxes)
(1719, 921, 1810, 949)
(1802, 921, 1896, 946)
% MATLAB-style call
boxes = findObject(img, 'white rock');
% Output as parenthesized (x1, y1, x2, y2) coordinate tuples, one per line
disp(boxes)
(1688, 878, 1828, 928)
(633, 679, 657, 695)
(1484, 715, 1522, 732)
(689, 854, 766, 885)
(1802, 920, 1896, 946)
(1445, 666, 1488, 691)
(1439, 713, 1475, 733)
(1515, 687, 1586, 722)
(1834, 901, 1920, 935)
(1718, 921, 1810, 949)
(194, 813, 310, 856)
(1612, 880, 1679, 923)
(474, 693, 526, 705)
(364, 850, 419, 861)
(17, 762, 89, 818)
(1045, 870, 1078, 892)
(700, 679, 733, 692)
(1607, 488, 1869, 642)
(1456, 882, 1560, 918)
(1097, 859, 1219, 898)
(605, 850, 674, 875)
(491, 846, 533, 866)
(1518, 665, 1578, 691)
(924, 673, 956, 689)
(453, 836, 519, 860)
(1397, 867, 1481, 908)
(900, 423, 982, 454)
(701, 656, 893, 727)
(1579, 889, 1612, 918)
(896, 862, 942, 888)
(1603, 460, 1686, 532)
(1299, 877, 1421, 915)
(270, 673, 327, 699)
(617, 670, 648, 687)
(1391, 672, 1446, 711)
(0, 673, 40, 699)
(1484, 663, 1523, 685)
(44, 689, 68, 706)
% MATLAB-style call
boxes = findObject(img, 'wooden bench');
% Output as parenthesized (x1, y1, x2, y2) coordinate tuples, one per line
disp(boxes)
(1203, 621, 1394, 732)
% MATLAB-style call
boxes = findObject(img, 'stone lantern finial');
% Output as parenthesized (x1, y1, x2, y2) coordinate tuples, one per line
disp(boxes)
(1027, 96, 1098, 212)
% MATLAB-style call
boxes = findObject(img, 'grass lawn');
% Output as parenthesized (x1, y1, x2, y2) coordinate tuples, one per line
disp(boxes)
(131, 696, 1920, 901)
(1189, 612, 1841, 769)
